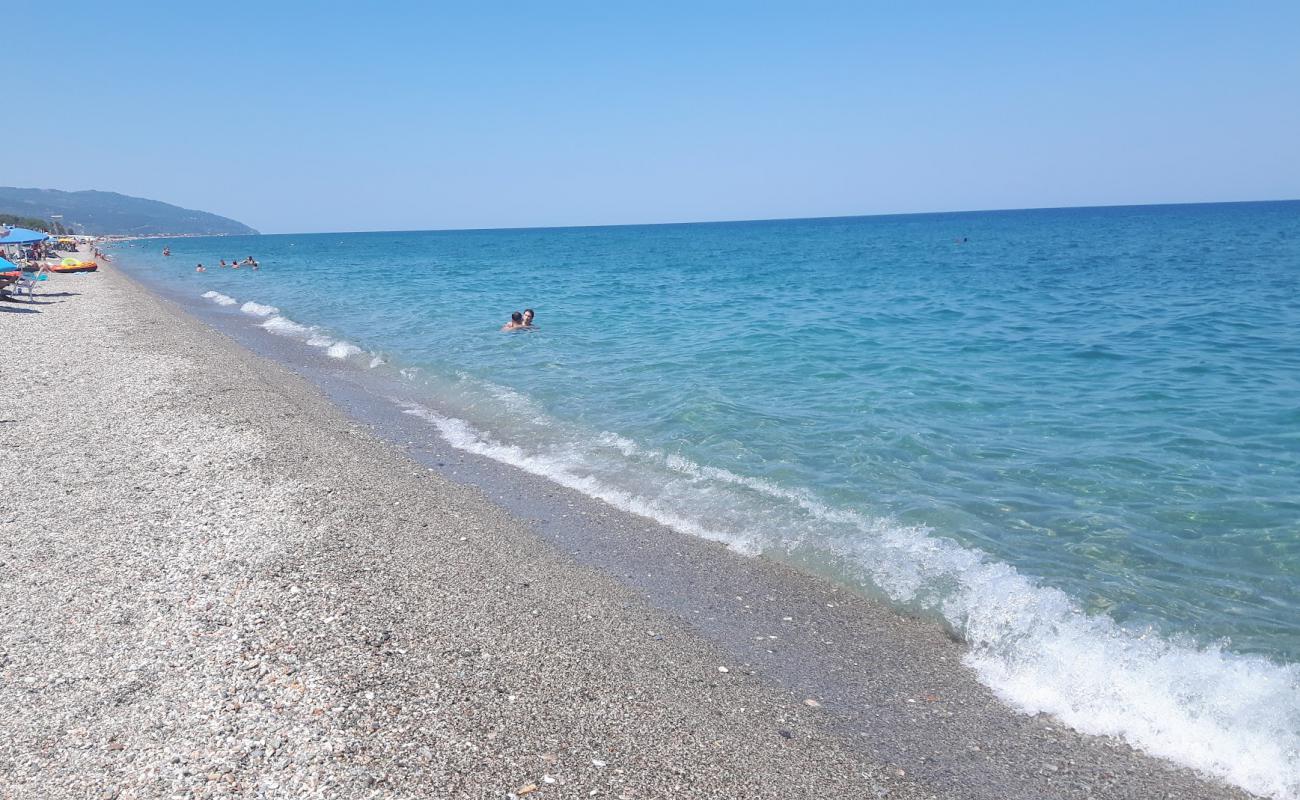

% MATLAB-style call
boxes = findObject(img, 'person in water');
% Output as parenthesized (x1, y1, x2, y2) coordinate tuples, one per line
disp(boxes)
(195, 263, 206, 273)
(522, 308, 535, 327)
(219, 259, 227, 267)
(501, 311, 525, 331)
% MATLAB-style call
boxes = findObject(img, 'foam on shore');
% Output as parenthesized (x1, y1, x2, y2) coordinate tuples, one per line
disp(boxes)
(260, 315, 313, 338)
(326, 342, 363, 360)
(397, 398, 1300, 800)
(240, 301, 279, 317)
(202, 290, 237, 306)
(246, 303, 367, 364)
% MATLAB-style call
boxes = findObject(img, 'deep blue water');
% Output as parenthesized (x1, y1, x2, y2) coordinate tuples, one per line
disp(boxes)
(112, 201, 1300, 797)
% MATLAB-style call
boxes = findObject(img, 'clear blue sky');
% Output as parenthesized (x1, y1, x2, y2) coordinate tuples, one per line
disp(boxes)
(7, 1, 1298, 233)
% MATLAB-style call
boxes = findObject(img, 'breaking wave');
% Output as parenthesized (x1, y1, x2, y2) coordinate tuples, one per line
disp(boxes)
(201, 290, 237, 306)
(397, 399, 1300, 800)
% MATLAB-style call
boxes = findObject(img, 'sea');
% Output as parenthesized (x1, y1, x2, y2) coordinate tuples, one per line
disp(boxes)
(111, 201, 1300, 798)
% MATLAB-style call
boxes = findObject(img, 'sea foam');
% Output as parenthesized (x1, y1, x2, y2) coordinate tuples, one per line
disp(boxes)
(201, 290, 237, 306)
(240, 301, 279, 317)
(398, 399, 1300, 800)
(327, 341, 363, 360)
(254, 312, 370, 363)
(260, 315, 312, 338)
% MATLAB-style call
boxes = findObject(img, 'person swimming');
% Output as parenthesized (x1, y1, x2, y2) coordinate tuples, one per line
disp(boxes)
(195, 263, 206, 273)
(501, 311, 525, 331)
(522, 308, 535, 327)
(219, 259, 227, 267)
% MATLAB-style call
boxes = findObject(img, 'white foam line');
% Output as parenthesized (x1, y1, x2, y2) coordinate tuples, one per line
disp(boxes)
(326, 341, 363, 360)
(201, 290, 237, 306)
(400, 403, 756, 554)
(259, 315, 312, 338)
(240, 301, 279, 317)
(256, 311, 371, 364)
(398, 398, 1299, 799)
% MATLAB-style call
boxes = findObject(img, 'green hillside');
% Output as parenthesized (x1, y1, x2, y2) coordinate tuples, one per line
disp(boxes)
(0, 187, 258, 236)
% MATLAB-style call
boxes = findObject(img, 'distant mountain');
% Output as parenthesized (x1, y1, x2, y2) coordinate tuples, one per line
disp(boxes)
(0, 187, 258, 236)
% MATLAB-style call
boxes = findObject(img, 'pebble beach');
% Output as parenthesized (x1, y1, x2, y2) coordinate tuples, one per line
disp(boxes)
(0, 261, 1258, 799)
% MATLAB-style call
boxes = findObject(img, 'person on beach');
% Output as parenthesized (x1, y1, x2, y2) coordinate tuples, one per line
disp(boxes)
(522, 308, 535, 327)
(501, 311, 525, 331)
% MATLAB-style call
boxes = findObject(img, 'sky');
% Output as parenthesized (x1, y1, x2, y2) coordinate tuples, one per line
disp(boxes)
(5, 1, 1298, 234)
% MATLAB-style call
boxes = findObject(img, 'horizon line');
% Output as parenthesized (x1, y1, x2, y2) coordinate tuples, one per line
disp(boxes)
(123, 196, 1299, 239)
(257, 196, 1300, 236)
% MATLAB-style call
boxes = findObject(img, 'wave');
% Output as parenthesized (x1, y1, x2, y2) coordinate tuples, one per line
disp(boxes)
(254, 312, 340, 352)
(327, 341, 363, 360)
(201, 290, 237, 306)
(259, 315, 313, 338)
(397, 399, 1300, 800)
(247, 305, 367, 364)
(240, 301, 279, 317)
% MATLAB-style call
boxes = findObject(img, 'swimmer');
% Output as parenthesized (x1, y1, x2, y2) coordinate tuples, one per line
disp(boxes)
(219, 259, 227, 267)
(195, 263, 206, 273)
(501, 311, 525, 331)
(522, 308, 535, 327)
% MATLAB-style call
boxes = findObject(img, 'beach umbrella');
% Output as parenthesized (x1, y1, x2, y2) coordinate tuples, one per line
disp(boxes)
(0, 227, 50, 245)
(0, 256, 17, 273)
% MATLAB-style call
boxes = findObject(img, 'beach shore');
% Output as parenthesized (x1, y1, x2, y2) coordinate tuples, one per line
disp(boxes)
(0, 260, 1253, 799)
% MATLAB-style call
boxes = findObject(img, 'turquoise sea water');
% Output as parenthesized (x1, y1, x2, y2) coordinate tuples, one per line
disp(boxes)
(113, 201, 1300, 797)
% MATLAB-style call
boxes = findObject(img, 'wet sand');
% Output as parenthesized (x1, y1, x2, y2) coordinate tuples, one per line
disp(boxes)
(0, 260, 1251, 799)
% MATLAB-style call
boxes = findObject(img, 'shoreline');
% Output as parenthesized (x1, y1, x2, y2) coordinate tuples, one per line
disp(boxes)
(1, 260, 1255, 798)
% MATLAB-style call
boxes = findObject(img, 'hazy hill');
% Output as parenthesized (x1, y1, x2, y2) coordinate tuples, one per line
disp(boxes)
(0, 187, 258, 236)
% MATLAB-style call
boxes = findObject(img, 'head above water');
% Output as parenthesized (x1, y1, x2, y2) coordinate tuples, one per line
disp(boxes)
(511, 311, 523, 323)
(523, 308, 534, 322)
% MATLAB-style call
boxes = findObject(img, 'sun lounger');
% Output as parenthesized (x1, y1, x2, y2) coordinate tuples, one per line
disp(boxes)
(0, 260, 50, 301)
(0, 257, 20, 299)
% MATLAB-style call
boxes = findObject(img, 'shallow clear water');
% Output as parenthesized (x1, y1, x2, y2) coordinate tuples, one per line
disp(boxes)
(113, 201, 1300, 797)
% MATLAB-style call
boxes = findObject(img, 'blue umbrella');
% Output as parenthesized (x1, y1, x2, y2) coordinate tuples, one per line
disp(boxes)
(0, 256, 16, 271)
(0, 227, 50, 245)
